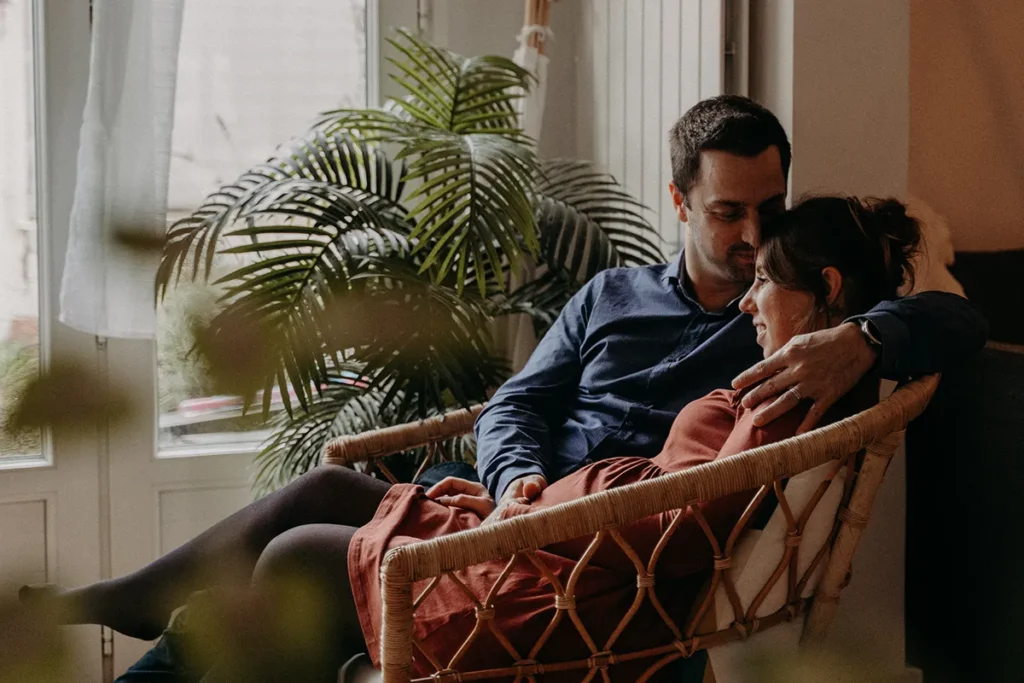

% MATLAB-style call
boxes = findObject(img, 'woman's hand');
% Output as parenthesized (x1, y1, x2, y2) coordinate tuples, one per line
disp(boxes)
(426, 477, 496, 519)
(731, 322, 878, 433)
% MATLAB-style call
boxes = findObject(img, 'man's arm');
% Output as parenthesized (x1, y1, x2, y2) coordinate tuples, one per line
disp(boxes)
(733, 291, 989, 431)
(475, 283, 591, 501)
(847, 291, 989, 377)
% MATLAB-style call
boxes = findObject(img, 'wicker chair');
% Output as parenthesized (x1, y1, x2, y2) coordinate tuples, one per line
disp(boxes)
(323, 375, 938, 682)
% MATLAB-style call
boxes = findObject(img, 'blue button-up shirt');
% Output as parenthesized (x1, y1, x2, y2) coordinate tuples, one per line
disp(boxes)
(475, 251, 988, 500)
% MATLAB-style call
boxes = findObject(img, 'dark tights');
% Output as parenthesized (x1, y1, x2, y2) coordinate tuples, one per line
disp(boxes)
(33, 466, 390, 681)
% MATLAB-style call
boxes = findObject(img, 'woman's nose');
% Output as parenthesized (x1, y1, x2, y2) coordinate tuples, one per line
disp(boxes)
(739, 286, 756, 314)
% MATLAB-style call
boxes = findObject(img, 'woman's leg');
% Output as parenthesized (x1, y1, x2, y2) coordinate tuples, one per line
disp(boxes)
(199, 524, 365, 683)
(25, 466, 389, 640)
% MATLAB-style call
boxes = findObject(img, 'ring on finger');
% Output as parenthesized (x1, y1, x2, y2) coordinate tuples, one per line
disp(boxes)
(788, 387, 803, 402)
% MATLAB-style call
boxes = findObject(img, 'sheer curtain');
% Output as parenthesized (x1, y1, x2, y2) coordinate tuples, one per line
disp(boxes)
(59, 0, 184, 339)
(498, 3, 554, 373)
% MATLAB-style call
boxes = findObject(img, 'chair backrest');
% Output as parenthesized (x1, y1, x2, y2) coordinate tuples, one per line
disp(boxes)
(326, 377, 938, 682)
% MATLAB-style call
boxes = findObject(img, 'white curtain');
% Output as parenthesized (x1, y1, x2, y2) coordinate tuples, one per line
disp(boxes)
(513, 24, 551, 141)
(59, 0, 184, 339)
(500, 22, 554, 373)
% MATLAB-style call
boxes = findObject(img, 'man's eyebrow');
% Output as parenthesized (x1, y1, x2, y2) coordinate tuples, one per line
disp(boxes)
(757, 193, 787, 208)
(705, 199, 746, 209)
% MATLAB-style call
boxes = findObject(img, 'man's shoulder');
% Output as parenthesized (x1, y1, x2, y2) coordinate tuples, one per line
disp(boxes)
(582, 261, 672, 295)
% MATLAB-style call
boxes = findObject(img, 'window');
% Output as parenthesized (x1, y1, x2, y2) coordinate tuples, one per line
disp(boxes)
(157, 0, 369, 456)
(0, 0, 42, 461)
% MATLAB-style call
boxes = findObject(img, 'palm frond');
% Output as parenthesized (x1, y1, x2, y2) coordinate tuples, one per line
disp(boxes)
(253, 372, 396, 493)
(160, 32, 663, 492)
(491, 269, 577, 339)
(191, 177, 414, 415)
(253, 371, 480, 493)
(320, 29, 532, 140)
(158, 131, 405, 298)
(343, 262, 510, 415)
(402, 133, 540, 294)
(533, 159, 665, 283)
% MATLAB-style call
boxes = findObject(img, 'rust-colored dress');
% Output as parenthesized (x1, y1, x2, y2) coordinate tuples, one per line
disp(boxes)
(348, 389, 805, 680)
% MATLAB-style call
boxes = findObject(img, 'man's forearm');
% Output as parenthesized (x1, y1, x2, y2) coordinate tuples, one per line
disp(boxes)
(852, 291, 989, 377)
(474, 278, 593, 500)
(474, 402, 552, 500)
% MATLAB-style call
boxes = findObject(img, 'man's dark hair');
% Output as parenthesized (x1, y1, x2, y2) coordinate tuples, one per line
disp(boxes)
(668, 95, 791, 199)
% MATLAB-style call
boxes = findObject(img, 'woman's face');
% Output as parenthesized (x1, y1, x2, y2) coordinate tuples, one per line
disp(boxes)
(738, 258, 818, 357)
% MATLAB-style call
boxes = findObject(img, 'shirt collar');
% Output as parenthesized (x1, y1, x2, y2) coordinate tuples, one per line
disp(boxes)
(664, 248, 746, 315)
(661, 249, 685, 286)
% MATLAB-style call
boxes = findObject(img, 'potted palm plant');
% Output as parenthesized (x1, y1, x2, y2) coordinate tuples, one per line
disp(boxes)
(157, 30, 663, 491)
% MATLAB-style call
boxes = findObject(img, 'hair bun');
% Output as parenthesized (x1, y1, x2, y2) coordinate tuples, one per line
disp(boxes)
(853, 197, 922, 295)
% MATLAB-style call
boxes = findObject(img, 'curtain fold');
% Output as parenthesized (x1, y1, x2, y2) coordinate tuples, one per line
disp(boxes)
(501, 5, 554, 372)
(59, 0, 184, 339)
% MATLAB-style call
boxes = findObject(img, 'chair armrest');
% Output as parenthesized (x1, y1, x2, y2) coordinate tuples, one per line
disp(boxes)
(321, 405, 484, 468)
(384, 375, 937, 581)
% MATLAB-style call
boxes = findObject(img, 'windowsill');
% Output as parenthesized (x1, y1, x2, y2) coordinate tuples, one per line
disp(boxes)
(0, 454, 51, 471)
(157, 443, 264, 459)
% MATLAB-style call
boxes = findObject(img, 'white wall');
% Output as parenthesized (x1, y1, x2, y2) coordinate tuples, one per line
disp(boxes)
(752, 0, 910, 201)
(750, 1, 915, 678)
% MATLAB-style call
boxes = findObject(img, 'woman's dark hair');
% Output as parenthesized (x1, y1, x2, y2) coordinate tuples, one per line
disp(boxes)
(759, 196, 921, 321)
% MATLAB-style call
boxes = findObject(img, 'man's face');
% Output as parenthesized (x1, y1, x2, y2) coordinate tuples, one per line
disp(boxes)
(670, 147, 788, 287)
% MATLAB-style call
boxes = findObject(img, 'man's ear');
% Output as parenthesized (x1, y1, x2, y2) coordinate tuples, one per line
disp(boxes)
(821, 266, 844, 308)
(669, 182, 689, 222)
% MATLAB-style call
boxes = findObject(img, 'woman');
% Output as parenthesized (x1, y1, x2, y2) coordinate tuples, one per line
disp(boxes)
(24, 196, 921, 682)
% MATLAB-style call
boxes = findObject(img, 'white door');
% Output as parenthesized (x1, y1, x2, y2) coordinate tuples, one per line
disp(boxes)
(0, 0, 106, 679)
(0, 0, 400, 679)
(103, 0, 404, 674)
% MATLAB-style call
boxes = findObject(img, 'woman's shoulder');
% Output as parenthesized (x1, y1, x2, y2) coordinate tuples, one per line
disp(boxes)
(671, 388, 742, 433)
(658, 388, 741, 463)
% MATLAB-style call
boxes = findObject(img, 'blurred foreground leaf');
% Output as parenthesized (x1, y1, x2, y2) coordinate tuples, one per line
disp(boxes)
(0, 597, 69, 683)
(5, 362, 131, 434)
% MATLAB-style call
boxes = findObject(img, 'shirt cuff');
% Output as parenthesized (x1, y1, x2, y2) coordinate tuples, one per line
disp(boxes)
(847, 311, 910, 377)
(489, 464, 547, 503)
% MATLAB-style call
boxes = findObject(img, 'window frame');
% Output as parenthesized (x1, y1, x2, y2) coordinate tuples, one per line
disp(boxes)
(0, 0, 81, 472)
(151, 0, 388, 461)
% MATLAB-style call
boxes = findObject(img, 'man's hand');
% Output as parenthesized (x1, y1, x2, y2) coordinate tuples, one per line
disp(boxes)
(481, 474, 548, 526)
(426, 477, 495, 519)
(499, 474, 548, 505)
(731, 322, 878, 434)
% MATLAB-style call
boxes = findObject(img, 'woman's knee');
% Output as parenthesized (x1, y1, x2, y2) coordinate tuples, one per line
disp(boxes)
(283, 465, 389, 527)
(253, 524, 351, 585)
(252, 525, 363, 644)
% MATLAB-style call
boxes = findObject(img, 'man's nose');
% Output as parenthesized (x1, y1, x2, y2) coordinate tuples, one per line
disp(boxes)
(742, 214, 760, 249)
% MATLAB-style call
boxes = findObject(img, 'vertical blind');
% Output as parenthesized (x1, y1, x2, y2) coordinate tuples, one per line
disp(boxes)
(578, 0, 724, 254)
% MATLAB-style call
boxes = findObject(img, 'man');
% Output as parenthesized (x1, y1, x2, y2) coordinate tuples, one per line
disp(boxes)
(428, 95, 987, 518)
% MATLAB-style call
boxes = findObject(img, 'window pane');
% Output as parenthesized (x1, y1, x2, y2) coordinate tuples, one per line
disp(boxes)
(0, 0, 42, 460)
(158, 0, 367, 456)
